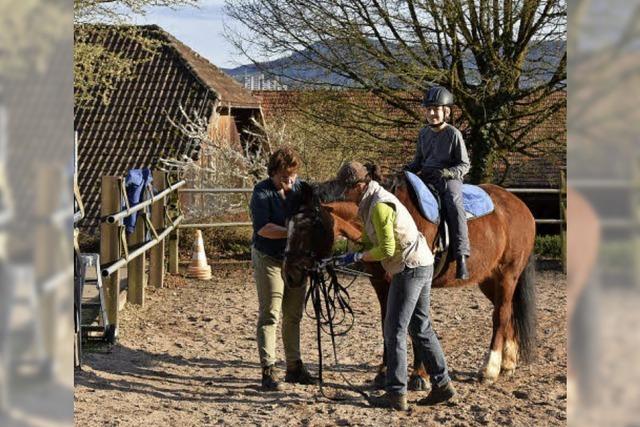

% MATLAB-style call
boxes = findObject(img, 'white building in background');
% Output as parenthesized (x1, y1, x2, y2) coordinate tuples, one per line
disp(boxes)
(243, 73, 288, 91)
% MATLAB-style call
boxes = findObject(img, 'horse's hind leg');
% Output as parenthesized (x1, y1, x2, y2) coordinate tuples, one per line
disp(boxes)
(501, 323, 518, 377)
(479, 278, 517, 383)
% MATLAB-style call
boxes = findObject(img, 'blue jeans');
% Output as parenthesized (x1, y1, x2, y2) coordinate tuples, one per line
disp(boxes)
(423, 176, 470, 257)
(385, 264, 450, 394)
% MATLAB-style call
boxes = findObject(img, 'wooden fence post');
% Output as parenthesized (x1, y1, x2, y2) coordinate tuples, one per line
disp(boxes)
(127, 214, 146, 305)
(101, 176, 122, 332)
(149, 170, 166, 288)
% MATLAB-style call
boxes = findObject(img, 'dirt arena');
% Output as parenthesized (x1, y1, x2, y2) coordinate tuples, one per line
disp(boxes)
(74, 266, 566, 426)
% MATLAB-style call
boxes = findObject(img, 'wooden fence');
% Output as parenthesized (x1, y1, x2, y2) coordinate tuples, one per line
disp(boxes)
(99, 171, 184, 336)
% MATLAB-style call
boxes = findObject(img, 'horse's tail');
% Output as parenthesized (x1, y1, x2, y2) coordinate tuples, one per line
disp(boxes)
(513, 253, 537, 364)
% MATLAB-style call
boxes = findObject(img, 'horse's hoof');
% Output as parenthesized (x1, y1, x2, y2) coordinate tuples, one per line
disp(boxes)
(373, 371, 386, 389)
(501, 368, 515, 377)
(480, 376, 495, 385)
(408, 374, 429, 391)
(479, 370, 498, 384)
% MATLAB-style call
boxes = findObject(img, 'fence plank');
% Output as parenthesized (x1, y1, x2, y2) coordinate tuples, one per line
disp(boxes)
(127, 217, 146, 305)
(149, 171, 166, 288)
(100, 176, 122, 333)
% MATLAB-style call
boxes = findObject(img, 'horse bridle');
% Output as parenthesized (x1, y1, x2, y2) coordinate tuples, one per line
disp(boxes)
(283, 206, 326, 263)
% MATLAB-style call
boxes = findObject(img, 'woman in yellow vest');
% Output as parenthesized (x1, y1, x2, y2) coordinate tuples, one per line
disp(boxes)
(333, 161, 456, 411)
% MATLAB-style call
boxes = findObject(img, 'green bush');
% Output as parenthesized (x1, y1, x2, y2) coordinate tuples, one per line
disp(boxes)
(535, 235, 563, 259)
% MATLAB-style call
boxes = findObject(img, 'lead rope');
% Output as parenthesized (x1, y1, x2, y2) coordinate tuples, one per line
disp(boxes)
(305, 261, 373, 404)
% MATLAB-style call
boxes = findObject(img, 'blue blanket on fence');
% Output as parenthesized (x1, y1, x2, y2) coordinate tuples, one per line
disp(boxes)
(404, 171, 494, 224)
(123, 169, 153, 234)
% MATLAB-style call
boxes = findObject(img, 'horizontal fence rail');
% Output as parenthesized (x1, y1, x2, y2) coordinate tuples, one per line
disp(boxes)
(180, 222, 252, 228)
(107, 179, 186, 224)
(101, 214, 184, 278)
(179, 186, 569, 228)
(179, 187, 253, 229)
(178, 188, 253, 194)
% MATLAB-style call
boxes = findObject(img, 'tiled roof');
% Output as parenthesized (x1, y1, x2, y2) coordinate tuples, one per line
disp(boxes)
(167, 31, 260, 108)
(254, 90, 566, 188)
(75, 25, 260, 231)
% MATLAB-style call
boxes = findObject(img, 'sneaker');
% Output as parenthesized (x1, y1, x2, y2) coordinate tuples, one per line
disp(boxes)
(261, 365, 282, 391)
(417, 381, 456, 405)
(284, 360, 318, 385)
(369, 392, 409, 411)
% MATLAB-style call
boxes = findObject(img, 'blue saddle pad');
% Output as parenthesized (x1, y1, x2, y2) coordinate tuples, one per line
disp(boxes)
(404, 171, 494, 224)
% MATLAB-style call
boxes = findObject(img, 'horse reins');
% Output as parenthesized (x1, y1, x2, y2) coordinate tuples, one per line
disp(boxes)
(304, 258, 374, 404)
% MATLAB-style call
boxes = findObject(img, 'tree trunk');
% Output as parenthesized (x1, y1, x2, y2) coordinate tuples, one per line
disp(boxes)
(467, 125, 496, 184)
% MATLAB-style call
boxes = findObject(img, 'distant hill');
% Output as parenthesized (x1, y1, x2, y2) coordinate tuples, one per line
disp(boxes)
(222, 40, 565, 89)
(221, 44, 354, 89)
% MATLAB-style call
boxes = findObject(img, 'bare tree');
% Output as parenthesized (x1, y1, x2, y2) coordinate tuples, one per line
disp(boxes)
(226, 0, 566, 182)
(160, 103, 272, 218)
(74, 0, 197, 106)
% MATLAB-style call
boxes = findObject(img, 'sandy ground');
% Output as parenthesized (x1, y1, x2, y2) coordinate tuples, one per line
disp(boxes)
(74, 266, 567, 426)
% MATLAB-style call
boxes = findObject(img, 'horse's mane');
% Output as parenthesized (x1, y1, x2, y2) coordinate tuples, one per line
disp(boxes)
(312, 180, 346, 204)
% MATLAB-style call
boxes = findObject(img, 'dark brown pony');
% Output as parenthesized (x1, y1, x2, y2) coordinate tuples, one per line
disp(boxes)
(284, 175, 537, 385)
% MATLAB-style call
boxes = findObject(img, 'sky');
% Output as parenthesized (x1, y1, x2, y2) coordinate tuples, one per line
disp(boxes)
(125, 0, 249, 69)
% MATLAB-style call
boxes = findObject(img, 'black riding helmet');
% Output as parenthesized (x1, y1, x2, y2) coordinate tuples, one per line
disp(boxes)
(422, 86, 454, 107)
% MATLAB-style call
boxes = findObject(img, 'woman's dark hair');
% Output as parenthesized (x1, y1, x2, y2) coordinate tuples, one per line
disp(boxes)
(267, 146, 302, 177)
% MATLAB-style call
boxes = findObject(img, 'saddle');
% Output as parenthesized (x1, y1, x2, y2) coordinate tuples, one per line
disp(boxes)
(403, 171, 495, 277)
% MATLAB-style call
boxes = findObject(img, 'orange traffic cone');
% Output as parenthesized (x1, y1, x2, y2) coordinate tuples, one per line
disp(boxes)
(186, 229, 212, 280)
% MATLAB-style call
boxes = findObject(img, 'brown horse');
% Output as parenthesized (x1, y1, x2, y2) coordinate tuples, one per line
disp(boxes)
(283, 175, 537, 385)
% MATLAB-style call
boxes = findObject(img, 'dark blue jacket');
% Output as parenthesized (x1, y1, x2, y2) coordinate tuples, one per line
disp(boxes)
(123, 169, 153, 234)
(249, 178, 303, 259)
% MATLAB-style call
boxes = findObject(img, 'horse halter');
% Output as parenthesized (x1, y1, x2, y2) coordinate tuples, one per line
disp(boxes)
(284, 206, 326, 262)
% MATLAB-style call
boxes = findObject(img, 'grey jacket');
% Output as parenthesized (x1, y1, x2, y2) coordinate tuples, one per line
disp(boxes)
(406, 124, 470, 180)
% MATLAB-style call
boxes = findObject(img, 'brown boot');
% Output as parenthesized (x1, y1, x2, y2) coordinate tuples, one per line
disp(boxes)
(417, 381, 456, 405)
(369, 392, 409, 411)
(261, 365, 282, 391)
(284, 360, 318, 385)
